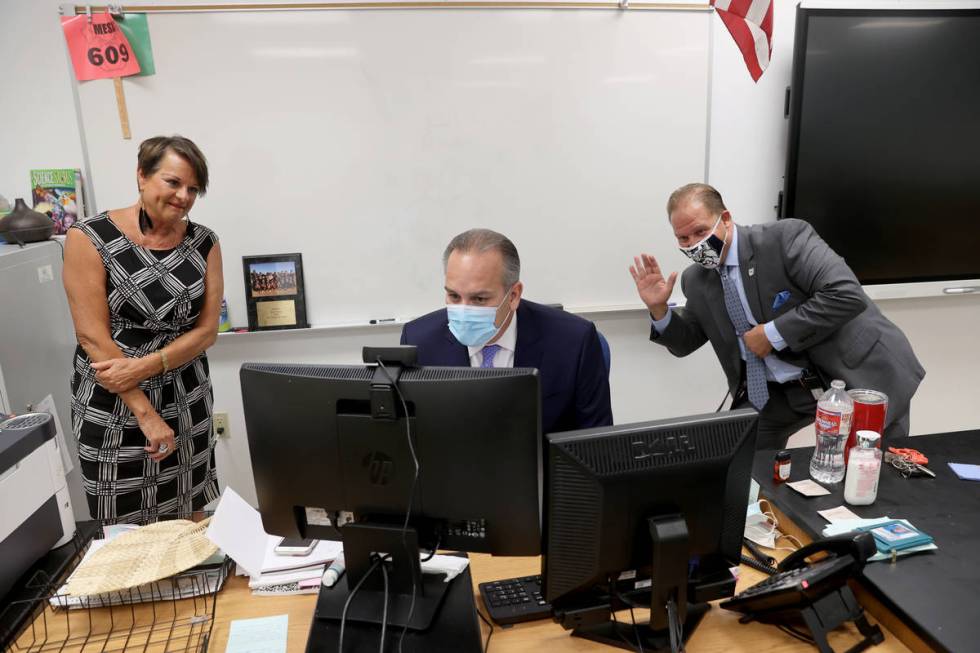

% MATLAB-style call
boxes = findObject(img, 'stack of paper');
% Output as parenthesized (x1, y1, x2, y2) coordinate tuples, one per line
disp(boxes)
(206, 487, 340, 596)
(206, 487, 471, 596)
(243, 536, 342, 595)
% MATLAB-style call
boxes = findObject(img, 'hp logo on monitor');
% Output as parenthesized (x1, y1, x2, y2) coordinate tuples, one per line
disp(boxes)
(364, 451, 394, 485)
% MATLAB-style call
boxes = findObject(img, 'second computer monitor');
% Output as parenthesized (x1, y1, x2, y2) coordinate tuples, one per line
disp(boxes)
(544, 408, 758, 646)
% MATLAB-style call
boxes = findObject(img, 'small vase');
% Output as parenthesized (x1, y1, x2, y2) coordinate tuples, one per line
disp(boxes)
(0, 198, 55, 245)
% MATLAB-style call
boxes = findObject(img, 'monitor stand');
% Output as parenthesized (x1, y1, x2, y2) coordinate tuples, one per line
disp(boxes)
(569, 515, 711, 653)
(313, 523, 450, 630)
(570, 603, 710, 653)
(306, 523, 482, 653)
(305, 553, 482, 653)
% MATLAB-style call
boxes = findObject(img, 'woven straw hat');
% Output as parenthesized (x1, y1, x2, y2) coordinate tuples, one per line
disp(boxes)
(65, 518, 218, 596)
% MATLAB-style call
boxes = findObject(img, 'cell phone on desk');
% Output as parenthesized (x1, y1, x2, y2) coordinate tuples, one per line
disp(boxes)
(275, 536, 316, 556)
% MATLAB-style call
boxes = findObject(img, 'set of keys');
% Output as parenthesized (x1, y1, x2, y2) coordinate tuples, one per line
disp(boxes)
(884, 447, 936, 478)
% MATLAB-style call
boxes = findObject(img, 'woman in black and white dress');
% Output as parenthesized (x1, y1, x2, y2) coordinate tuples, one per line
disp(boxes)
(64, 135, 223, 524)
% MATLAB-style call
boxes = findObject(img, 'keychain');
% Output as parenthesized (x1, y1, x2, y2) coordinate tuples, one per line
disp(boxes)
(885, 447, 936, 478)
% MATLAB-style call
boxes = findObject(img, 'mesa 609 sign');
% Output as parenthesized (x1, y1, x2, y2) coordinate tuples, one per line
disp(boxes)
(61, 11, 141, 81)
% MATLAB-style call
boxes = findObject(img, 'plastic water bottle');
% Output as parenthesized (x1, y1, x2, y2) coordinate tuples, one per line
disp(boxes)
(809, 379, 854, 484)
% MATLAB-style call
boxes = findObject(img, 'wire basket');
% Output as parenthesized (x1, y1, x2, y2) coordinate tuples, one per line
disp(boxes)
(1, 523, 231, 653)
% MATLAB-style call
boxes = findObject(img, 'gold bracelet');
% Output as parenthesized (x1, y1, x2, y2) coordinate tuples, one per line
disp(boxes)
(159, 350, 169, 374)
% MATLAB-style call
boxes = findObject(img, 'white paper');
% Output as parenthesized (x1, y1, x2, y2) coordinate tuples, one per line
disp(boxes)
(421, 554, 470, 583)
(817, 505, 861, 523)
(35, 394, 74, 474)
(206, 486, 342, 579)
(248, 566, 325, 589)
(206, 486, 270, 578)
(786, 479, 832, 497)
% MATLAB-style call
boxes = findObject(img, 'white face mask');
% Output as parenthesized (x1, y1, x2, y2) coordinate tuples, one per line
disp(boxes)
(744, 500, 778, 549)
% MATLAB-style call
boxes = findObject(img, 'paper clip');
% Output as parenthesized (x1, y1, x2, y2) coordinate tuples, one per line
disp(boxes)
(108, 3, 124, 16)
(619, 0, 630, 8)
(85, 5, 92, 23)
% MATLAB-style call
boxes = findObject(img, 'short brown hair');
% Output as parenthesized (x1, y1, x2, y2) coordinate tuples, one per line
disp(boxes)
(666, 182, 726, 220)
(138, 135, 209, 195)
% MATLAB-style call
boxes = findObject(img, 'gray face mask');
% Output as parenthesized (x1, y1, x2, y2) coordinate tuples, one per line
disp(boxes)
(679, 216, 726, 269)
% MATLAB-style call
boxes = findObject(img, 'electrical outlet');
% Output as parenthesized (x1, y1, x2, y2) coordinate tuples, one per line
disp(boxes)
(213, 412, 230, 439)
(37, 264, 54, 284)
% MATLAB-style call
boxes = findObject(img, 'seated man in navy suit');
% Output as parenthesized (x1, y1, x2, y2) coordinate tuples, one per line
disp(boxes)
(400, 228, 613, 434)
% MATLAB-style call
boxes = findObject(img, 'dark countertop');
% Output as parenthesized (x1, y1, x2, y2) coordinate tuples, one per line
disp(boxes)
(753, 430, 980, 653)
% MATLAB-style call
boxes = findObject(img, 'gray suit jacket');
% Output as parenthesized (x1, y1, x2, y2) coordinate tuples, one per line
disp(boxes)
(651, 219, 925, 433)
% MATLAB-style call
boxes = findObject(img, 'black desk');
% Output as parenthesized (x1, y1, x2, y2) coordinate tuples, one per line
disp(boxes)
(753, 430, 980, 653)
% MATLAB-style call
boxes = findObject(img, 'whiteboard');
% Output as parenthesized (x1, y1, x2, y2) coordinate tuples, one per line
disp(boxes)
(72, 6, 711, 325)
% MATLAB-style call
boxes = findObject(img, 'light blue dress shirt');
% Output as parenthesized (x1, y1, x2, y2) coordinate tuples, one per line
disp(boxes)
(652, 225, 804, 383)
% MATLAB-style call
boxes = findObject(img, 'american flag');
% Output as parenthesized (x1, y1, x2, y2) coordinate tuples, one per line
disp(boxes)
(712, 0, 774, 82)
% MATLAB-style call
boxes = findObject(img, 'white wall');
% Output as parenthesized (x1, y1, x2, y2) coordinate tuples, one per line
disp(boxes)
(2, 0, 977, 506)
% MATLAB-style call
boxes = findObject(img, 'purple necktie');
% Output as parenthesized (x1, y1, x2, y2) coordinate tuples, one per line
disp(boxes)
(480, 344, 502, 368)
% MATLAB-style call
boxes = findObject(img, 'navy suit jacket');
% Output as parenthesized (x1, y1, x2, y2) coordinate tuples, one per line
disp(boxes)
(400, 300, 613, 435)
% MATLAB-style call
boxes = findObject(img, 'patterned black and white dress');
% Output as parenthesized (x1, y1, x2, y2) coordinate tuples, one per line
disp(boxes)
(70, 212, 220, 524)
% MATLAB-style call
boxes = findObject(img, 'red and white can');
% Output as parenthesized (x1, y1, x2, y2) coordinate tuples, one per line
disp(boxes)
(845, 389, 888, 464)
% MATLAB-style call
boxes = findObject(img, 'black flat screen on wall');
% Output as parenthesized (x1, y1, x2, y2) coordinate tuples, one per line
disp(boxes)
(782, 8, 980, 285)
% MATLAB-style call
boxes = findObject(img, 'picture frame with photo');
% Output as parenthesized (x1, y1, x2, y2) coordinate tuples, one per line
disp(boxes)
(242, 253, 309, 331)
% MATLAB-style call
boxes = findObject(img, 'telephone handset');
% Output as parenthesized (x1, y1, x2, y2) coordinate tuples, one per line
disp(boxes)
(778, 530, 877, 573)
(722, 531, 884, 652)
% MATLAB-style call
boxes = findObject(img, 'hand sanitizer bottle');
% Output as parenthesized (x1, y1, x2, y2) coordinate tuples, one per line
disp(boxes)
(844, 430, 883, 506)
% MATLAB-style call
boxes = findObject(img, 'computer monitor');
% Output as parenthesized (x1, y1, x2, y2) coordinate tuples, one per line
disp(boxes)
(544, 408, 758, 652)
(240, 347, 542, 633)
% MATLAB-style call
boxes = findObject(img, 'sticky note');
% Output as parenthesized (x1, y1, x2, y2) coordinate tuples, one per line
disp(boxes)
(226, 614, 288, 653)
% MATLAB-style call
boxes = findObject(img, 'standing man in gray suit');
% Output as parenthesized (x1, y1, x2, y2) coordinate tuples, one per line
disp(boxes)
(630, 183, 925, 450)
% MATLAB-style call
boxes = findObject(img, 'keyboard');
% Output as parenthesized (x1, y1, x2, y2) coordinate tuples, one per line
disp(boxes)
(478, 574, 553, 625)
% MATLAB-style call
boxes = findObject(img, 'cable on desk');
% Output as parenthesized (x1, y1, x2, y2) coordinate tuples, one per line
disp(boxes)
(420, 532, 441, 563)
(379, 557, 390, 653)
(475, 603, 495, 652)
(611, 577, 644, 653)
(666, 598, 684, 653)
(376, 359, 421, 653)
(610, 606, 642, 653)
(740, 553, 778, 576)
(715, 389, 731, 412)
(338, 554, 386, 653)
(778, 623, 816, 644)
(742, 537, 776, 568)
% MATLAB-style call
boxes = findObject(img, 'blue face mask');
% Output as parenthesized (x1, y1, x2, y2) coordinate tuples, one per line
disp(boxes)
(447, 290, 513, 348)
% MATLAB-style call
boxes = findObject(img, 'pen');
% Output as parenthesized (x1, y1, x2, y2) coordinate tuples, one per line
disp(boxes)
(369, 318, 397, 324)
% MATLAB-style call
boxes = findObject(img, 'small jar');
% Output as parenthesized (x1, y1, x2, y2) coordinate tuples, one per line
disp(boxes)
(773, 450, 792, 484)
(844, 431, 883, 506)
